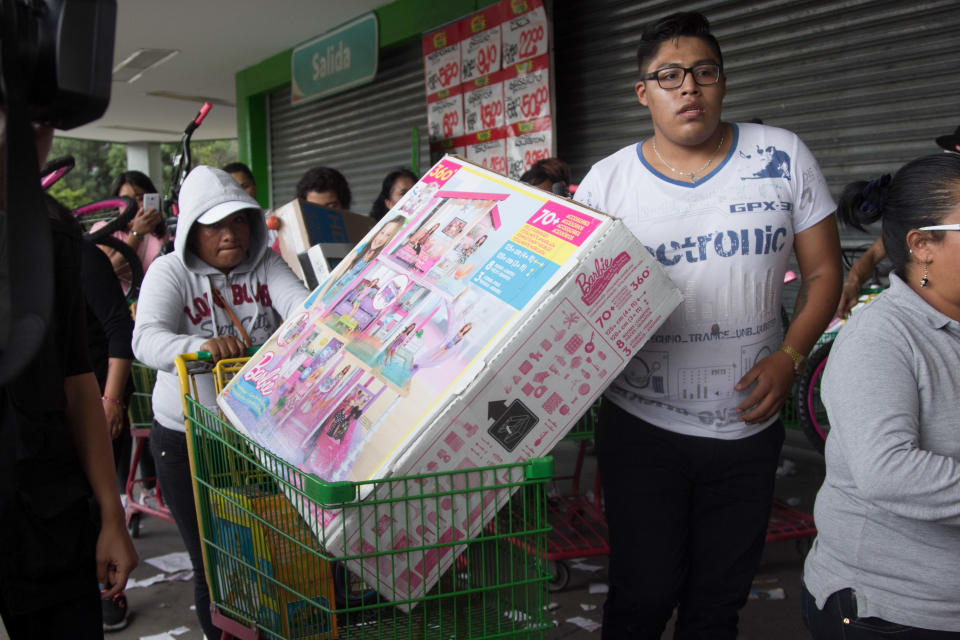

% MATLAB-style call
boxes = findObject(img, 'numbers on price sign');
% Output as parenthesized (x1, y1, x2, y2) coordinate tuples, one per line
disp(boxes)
(524, 148, 549, 167)
(442, 111, 460, 138)
(427, 164, 456, 182)
(480, 101, 503, 129)
(476, 44, 498, 76)
(520, 85, 549, 119)
(481, 156, 508, 175)
(518, 25, 544, 59)
(616, 340, 631, 357)
(437, 61, 460, 88)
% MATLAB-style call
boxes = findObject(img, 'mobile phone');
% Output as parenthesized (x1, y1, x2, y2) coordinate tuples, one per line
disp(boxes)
(143, 193, 160, 211)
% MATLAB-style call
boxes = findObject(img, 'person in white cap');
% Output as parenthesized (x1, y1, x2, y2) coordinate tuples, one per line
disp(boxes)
(132, 166, 307, 639)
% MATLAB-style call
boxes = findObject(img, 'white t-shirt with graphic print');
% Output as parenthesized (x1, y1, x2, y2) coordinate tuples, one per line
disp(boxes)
(575, 123, 835, 440)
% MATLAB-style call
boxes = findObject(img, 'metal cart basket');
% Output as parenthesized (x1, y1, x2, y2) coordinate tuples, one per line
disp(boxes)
(176, 352, 553, 640)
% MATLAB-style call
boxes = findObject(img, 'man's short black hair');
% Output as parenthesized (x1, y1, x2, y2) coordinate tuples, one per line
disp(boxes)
(222, 161, 255, 183)
(295, 166, 352, 209)
(636, 11, 723, 75)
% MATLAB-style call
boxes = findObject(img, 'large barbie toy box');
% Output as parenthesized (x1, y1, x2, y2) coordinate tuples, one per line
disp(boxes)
(218, 155, 682, 607)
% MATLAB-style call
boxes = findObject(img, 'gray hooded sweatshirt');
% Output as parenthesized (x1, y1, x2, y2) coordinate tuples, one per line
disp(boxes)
(133, 166, 308, 432)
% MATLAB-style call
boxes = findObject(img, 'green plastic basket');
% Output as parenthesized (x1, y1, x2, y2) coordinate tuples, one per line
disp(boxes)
(128, 361, 157, 429)
(183, 392, 553, 640)
(562, 398, 602, 441)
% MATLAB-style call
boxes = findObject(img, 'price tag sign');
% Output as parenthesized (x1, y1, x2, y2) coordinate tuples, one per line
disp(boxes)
(463, 81, 504, 135)
(501, 1, 548, 67)
(466, 138, 508, 176)
(423, 26, 462, 95)
(460, 6, 502, 83)
(504, 59, 549, 125)
(507, 117, 552, 181)
(428, 93, 464, 141)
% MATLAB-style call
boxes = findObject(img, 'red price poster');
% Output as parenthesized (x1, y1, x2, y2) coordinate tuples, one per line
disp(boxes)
(503, 54, 550, 125)
(464, 131, 508, 176)
(500, 0, 548, 67)
(427, 90, 464, 141)
(463, 79, 504, 135)
(423, 23, 463, 96)
(429, 137, 466, 160)
(459, 6, 502, 84)
(506, 116, 552, 180)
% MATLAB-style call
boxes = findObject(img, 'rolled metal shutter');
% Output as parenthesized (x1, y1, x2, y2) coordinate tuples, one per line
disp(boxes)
(268, 41, 429, 214)
(554, 0, 960, 205)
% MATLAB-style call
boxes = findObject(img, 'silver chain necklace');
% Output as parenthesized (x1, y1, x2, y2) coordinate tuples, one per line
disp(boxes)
(651, 132, 724, 182)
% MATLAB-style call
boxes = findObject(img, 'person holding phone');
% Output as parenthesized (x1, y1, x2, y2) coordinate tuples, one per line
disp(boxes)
(92, 170, 169, 292)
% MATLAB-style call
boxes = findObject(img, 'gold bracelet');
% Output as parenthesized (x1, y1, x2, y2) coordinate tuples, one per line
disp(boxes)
(779, 343, 808, 377)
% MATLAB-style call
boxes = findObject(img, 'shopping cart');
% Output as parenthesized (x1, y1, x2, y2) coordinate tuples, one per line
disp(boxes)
(545, 399, 609, 591)
(125, 361, 174, 537)
(175, 351, 554, 640)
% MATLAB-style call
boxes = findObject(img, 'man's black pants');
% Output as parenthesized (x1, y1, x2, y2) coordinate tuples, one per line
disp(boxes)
(597, 400, 783, 640)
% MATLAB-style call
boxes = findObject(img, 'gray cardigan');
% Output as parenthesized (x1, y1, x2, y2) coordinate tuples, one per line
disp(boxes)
(803, 273, 960, 631)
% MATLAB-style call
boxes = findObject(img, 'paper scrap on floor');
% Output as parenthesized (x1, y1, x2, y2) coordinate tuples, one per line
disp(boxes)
(566, 616, 602, 632)
(145, 551, 192, 573)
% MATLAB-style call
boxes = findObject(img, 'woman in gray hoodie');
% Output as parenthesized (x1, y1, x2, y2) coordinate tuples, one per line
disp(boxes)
(133, 166, 307, 638)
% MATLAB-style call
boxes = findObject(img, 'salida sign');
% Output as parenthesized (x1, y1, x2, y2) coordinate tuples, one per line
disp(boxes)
(291, 13, 378, 104)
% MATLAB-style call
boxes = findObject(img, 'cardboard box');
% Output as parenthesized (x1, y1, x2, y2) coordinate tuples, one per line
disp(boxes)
(210, 487, 338, 639)
(219, 155, 682, 607)
(272, 199, 375, 287)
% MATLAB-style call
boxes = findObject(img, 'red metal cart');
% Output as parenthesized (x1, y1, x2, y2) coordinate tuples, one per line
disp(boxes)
(124, 361, 175, 536)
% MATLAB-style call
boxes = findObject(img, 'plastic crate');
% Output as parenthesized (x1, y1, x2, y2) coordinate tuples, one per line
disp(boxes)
(183, 386, 553, 639)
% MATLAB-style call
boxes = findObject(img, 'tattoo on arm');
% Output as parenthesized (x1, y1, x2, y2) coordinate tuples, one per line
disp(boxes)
(793, 274, 821, 317)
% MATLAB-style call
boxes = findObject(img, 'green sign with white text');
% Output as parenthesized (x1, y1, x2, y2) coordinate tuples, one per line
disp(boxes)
(291, 13, 378, 104)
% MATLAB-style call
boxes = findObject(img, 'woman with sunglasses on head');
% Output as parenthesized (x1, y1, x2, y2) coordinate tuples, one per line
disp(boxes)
(802, 153, 960, 638)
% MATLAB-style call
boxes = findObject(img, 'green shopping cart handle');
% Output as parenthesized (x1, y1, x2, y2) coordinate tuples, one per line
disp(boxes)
(195, 345, 261, 361)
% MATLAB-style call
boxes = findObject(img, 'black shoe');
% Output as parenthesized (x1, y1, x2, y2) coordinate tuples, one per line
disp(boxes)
(102, 592, 129, 632)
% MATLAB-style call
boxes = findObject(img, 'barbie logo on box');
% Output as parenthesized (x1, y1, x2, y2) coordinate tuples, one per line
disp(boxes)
(577, 252, 632, 306)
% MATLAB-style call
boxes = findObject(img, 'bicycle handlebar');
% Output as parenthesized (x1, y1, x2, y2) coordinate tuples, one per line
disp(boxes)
(40, 155, 76, 190)
(184, 101, 212, 135)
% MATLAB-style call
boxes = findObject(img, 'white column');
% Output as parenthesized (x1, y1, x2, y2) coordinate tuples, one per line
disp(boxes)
(125, 142, 164, 192)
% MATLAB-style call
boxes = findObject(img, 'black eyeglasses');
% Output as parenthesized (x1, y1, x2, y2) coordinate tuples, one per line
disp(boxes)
(642, 63, 722, 90)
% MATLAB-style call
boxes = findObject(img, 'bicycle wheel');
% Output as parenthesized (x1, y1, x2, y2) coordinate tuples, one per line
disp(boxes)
(795, 341, 833, 453)
(79, 197, 138, 241)
(93, 235, 144, 301)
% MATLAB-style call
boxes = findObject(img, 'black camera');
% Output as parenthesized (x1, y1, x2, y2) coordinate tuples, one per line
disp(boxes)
(0, 0, 116, 129)
(0, 0, 116, 384)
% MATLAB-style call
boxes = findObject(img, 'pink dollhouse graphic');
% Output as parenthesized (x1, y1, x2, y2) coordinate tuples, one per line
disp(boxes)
(223, 188, 518, 480)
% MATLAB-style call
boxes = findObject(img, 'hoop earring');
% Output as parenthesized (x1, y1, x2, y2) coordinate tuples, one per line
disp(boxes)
(921, 262, 929, 288)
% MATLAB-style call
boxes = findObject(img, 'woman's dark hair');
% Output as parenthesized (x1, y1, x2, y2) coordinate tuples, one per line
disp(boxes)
(295, 166, 351, 209)
(636, 11, 724, 74)
(520, 157, 571, 188)
(222, 161, 255, 184)
(837, 153, 960, 275)
(110, 170, 157, 197)
(371, 167, 417, 222)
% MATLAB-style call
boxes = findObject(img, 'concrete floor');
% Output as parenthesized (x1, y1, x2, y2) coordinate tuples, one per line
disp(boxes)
(0, 428, 824, 640)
